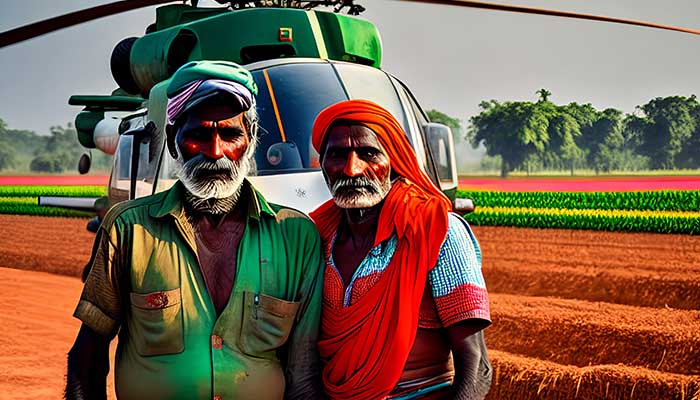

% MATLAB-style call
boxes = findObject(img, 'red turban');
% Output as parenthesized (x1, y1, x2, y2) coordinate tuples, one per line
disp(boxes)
(310, 100, 452, 399)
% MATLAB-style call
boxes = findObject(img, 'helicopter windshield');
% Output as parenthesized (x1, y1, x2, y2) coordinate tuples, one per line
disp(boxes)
(250, 61, 409, 173)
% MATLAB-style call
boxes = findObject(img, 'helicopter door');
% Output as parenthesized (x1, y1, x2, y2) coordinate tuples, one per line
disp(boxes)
(423, 123, 459, 197)
(109, 117, 158, 203)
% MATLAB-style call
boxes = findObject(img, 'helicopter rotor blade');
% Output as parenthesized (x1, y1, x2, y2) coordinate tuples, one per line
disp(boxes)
(397, 0, 700, 36)
(0, 0, 177, 49)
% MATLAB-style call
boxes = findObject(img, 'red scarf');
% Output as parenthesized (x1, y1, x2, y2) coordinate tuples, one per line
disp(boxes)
(310, 100, 452, 399)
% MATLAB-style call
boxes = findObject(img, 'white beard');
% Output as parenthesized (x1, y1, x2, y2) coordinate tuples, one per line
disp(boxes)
(328, 175, 392, 209)
(175, 140, 256, 202)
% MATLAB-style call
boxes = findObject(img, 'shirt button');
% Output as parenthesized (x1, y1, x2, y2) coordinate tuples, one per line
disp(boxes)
(213, 396, 222, 400)
(212, 334, 223, 350)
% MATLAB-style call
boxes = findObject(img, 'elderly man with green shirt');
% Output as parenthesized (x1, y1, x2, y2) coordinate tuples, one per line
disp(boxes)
(65, 61, 324, 400)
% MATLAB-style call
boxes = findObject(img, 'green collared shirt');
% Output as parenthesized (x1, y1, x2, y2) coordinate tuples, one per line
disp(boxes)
(74, 180, 324, 400)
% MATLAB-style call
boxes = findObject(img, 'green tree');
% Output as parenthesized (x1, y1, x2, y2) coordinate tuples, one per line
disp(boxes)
(468, 100, 550, 177)
(591, 108, 625, 172)
(30, 154, 63, 172)
(30, 124, 82, 173)
(536, 88, 552, 103)
(627, 96, 698, 169)
(427, 109, 463, 143)
(0, 141, 16, 170)
(546, 111, 583, 175)
(675, 95, 700, 168)
(0, 118, 18, 170)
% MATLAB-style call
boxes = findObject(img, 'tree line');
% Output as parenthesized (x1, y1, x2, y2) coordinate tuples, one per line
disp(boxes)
(431, 92, 700, 177)
(0, 118, 112, 173)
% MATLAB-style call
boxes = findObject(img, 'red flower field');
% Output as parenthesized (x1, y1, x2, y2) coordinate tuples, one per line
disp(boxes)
(2, 174, 699, 191)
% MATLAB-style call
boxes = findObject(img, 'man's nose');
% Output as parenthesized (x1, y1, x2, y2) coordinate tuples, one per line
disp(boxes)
(201, 131, 225, 159)
(343, 151, 366, 177)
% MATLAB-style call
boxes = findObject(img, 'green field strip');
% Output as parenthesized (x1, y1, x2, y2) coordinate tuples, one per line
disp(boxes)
(0, 201, 93, 218)
(463, 207, 700, 235)
(457, 190, 700, 212)
(0, 197, 36, 204)
(0, 185, 107, 197)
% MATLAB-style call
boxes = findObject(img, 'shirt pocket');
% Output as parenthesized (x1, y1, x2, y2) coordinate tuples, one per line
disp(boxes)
(129, 288, 184, 357)
(238, 291, 300, 357)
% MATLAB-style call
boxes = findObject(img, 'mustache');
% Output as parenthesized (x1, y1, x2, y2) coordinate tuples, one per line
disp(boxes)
(176, 140, 256, 200)
(331, 176, 382, 195)
(181, 155, 237, 178)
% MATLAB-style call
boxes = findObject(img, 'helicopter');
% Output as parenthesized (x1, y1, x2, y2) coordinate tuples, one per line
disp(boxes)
(1, 0, 698, 228)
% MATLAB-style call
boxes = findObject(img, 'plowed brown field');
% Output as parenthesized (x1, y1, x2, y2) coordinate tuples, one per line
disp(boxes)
(0, 215, 699, 399)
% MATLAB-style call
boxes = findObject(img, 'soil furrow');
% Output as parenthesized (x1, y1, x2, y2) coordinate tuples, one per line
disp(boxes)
(473, 226, 700, 275)
(487, 294, 700, 374)
(484, 261, 700, 309)
(487, 350, 700, 400)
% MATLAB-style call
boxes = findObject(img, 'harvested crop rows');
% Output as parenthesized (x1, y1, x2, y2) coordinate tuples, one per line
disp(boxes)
(0, 215, 699, 399)
(473, 226, 700, 399)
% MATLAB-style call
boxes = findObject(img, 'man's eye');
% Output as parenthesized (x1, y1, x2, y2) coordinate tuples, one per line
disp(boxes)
(326, 149, 341, 159)
(360, 149, 379, 158)
(218, 129, 243, 140)
(184, 129, 210, 141)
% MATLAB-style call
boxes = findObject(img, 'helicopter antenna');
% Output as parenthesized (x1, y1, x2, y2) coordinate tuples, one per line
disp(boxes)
(222, 0, 364, 13)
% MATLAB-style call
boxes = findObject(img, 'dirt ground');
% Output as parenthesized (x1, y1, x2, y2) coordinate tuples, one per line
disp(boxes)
(0, 215, 94, 277)
(476, 226, 700, 309)
(0, 267, 117, 400)
(1, 214, 699, 399)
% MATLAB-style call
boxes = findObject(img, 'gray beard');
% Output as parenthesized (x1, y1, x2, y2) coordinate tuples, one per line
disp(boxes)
(176, 140, 256, 214)
(329, 175, 392, 209)
(184, 191, 239, 215)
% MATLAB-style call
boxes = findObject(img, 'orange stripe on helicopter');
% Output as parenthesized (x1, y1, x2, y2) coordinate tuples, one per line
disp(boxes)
(262, 69, 287, 143)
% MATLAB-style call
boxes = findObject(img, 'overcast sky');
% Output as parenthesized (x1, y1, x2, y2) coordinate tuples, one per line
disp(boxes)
(1, 0, 699, 135)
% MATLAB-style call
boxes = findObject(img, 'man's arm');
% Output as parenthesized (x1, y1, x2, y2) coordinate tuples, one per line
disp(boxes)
(282, 217, 325, 400)
(65, 324, 111, 400)
(430, 213, 492, 399)
(67, 218, 124, 400)
(446, 322, 492, 400)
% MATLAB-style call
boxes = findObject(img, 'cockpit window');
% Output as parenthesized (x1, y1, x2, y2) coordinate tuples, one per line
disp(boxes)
(333, 63, 409, 132)
(251, 63, 347, 173)
(250, 61, 411, 174)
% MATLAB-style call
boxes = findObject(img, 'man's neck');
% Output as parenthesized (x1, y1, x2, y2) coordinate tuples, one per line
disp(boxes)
(340, 203, 383, 244)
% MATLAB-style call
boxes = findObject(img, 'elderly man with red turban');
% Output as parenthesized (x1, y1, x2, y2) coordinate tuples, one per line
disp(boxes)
(310, 100, 492, 400)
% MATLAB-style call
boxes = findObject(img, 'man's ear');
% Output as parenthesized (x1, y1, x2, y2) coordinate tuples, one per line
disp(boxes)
(166, 125, 178, 159)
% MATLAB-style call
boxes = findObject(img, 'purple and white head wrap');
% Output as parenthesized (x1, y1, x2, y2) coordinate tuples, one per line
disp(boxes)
(166, 79, 254, 126)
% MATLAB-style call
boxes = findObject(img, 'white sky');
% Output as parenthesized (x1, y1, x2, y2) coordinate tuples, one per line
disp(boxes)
(0, 0, 699, 135)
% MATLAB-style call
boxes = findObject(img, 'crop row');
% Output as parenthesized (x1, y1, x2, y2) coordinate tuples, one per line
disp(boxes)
(462, 206, 700, 235)
(457, 190, 700, 212)
(0, 201, 93, 218)
(0, 185, 107, 198)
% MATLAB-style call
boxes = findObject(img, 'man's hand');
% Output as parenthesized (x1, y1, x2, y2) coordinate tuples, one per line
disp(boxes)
(446, 321, 492, 400)
(65, 324, 111, 400)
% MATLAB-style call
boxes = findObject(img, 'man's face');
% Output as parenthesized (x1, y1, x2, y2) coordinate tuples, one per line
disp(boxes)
(174, 102, 255, 199)
(177, 103, 249, 162)
(321, 124, 392, 209)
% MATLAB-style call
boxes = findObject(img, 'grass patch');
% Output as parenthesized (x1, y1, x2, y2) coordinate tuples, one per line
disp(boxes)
(0, 185, 106, 197)
(463, 206, 700, 235)
(0, 202, 93, 218)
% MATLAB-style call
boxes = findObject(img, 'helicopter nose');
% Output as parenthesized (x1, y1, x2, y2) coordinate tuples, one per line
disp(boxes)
(201, 132, 225, 159)
(343, 151, 366, 177)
